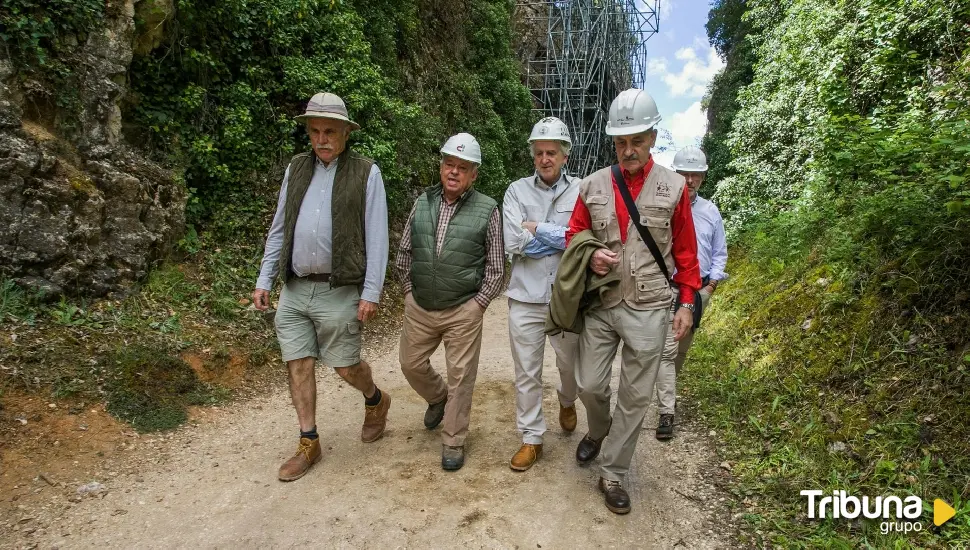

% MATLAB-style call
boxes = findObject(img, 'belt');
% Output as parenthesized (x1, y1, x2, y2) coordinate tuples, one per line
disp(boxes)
(299, 273, 330, 283)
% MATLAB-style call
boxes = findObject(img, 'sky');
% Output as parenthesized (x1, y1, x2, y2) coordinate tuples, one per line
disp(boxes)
(641, 0, 723, 168)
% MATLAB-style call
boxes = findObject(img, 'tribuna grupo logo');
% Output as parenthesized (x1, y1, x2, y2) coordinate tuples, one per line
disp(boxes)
(801, 490, 924, 535)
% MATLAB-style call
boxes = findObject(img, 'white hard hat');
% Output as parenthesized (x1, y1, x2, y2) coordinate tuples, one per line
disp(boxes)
(440, 132, 482, 164)
(671, 145, 709, 172)
(528, 117, 571, 144)
(605, 88, 662, 136)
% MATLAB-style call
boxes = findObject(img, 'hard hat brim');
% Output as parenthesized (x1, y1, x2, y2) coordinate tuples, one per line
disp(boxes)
(605, 123, 660, 136)
(672, 164, 709, 172)
(440, 151, 481, 165)
(295, 112, 361, 130)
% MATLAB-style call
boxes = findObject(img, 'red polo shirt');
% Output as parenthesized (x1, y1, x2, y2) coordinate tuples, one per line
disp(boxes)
(565, 158, 702, 304)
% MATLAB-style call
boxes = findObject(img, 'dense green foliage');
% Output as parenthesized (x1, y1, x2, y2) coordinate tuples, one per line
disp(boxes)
(127, 0, 533, 238)
(693, 0, 970, 545)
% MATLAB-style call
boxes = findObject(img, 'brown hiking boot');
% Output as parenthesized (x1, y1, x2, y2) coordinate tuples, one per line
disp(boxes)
(559, 404, 577, 432)
(509, 443, 543, 471)
(361, 391, 391, 443)
(278, 437, 322, 482)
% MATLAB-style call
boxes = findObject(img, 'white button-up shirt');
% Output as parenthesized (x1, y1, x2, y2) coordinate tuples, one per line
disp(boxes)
(256, 157, 389, 303)
(691, 195, 728, 281)
(503, 172, 580, 304)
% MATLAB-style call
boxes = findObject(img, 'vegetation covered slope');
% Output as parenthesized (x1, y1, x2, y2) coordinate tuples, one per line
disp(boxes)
(690, 0, 970, 546)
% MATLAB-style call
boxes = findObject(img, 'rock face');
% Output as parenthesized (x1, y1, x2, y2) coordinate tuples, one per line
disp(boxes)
(0, 0, 184, 297)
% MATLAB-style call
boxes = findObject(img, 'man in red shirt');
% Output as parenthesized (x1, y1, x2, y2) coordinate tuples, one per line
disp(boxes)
(566, 88, 702, 515)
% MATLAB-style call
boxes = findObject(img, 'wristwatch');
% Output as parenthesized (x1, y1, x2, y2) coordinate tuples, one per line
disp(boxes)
(679, 302, 695, 312)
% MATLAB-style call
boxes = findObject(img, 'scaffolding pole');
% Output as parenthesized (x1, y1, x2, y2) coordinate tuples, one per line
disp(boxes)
(515, 0, 661, 177)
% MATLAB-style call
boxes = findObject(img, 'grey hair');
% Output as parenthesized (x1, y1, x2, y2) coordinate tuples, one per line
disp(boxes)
(529, 140, 571, 158)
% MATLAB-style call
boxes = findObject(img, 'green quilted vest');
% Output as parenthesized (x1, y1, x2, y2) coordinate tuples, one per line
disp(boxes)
(410, 185, 497, 310)
(279, 148, 374, 287)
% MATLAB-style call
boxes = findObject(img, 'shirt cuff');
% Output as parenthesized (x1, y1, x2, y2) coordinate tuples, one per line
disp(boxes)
(474, 294, 491, 309)
(360, 289, 381, 303)
(678, 286, 695, 305)
(256, 277, 275, 291)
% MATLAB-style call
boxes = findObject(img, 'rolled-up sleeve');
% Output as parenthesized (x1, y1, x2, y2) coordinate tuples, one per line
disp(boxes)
(361, 165, 389, 303)
(534, 222, 566, 250)
(502, 184, 533, 256)
(256, 166, 290, 291)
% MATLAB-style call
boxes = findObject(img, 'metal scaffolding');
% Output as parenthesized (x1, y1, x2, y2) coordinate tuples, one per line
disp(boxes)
(514, 0, 661, 177)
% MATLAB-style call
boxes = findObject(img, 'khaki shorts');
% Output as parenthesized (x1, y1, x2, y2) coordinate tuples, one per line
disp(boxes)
(274, 278, 361, 367)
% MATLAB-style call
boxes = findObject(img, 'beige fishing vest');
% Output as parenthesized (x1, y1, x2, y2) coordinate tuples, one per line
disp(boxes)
(579, 163, 686, 310)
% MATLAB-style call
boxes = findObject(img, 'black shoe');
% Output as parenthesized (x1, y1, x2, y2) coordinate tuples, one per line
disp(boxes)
(441, 445, 465, 471)
(598, 477, 631, 514)
(656, 413, 675, 441)
(575, 433, 606, 465)
(424, 398, 447, 429)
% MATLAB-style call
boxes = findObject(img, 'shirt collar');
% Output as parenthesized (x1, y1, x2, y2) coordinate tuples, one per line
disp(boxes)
(620, 156, 654, 185)
(315, 156, 339, 171)
(534, 171, 566, 190)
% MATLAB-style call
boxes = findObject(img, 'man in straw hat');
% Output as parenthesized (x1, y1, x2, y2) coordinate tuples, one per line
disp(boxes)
(253, 92, 391, 482)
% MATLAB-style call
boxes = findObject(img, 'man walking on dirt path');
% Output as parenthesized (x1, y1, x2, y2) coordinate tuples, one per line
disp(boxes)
(655, 145, 728, 441)
(564, 88, 702, 514)
(253, 92, 391, 482)
(396, 133, 505, 472)
(503, 117, 582, 472)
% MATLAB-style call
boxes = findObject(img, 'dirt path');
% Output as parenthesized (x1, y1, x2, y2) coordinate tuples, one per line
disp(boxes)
(8, 300, 734, 549)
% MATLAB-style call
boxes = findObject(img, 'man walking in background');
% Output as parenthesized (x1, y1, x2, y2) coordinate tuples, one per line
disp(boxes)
(397, 133, 505, 471)
(253, 92, 391, 482)
(503, 117, 582, 472)
(655, 145, 728, 441)
(565, 89, 701, 514)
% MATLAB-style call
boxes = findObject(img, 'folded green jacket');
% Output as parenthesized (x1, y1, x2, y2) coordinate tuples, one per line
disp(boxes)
(545, 230, 621, 335)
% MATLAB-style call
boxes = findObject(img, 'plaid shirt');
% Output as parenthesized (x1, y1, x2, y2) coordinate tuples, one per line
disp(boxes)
(396, 194, 505, 309)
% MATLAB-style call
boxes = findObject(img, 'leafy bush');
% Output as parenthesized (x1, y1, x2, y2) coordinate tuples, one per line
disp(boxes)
(127, 0, 532, 238)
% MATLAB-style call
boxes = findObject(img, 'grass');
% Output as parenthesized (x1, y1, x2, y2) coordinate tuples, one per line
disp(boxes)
(683, 248, 970, 547)
(0, 238, 280, 432)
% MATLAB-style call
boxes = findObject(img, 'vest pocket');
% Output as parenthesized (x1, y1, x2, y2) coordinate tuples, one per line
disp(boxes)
(635, 276, 670, 304)
(643, 215, 672, 244)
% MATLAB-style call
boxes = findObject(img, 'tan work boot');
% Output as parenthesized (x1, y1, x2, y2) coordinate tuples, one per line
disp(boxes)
(509, 443, 543, 471)
(559, 404, 577, 432)
(361, 391, 391, 443)
(278, 437, 322, 482)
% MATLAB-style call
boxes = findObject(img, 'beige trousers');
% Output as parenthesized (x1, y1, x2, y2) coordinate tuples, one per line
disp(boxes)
(655, 289, 711, 415)
(508, 298, 579, 444)
(399, 293, 485, 447)
(577, 301, 668, 481)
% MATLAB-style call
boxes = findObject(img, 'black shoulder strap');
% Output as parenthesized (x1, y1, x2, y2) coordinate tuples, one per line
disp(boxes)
(611, 164, 672, 284)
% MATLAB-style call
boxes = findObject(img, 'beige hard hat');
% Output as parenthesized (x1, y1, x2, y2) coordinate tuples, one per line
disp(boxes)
(295, 92, 360, 130)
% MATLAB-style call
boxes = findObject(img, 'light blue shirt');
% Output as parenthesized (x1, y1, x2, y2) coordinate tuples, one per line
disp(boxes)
(692, 195, 728, 281)
(256, 157, 389, 303)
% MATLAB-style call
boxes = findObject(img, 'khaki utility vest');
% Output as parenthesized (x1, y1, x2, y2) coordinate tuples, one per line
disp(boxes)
(579, 163, 686, 310)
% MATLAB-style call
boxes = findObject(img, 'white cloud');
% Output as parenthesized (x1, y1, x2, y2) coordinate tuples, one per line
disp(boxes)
(659, 0, 675, 20)
(653, 101, 707, 168)
(647, 40, 724, 99)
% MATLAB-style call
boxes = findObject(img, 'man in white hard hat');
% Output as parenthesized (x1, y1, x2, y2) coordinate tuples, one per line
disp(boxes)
(396, 133, 505, 471)
(564, 88, 702, 514)
(654, 145, 727, 441)
(253, 92, 391, 482)
(503, 117, 582, 472)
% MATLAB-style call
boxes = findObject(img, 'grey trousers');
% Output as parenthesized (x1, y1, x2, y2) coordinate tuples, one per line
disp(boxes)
(655, 289, 711, 415)
(576, 301, 668, 481)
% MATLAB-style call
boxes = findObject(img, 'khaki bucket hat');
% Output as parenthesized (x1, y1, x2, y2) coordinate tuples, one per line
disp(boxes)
(294, 92, 360, 130)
